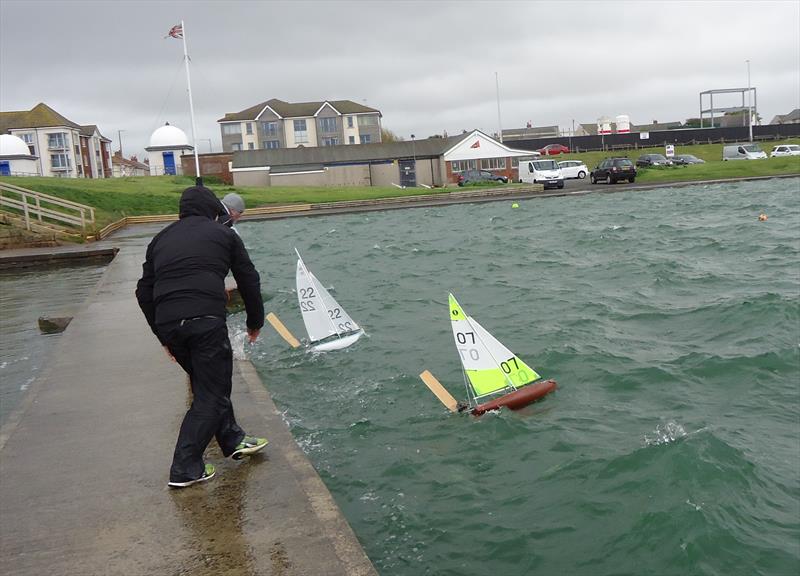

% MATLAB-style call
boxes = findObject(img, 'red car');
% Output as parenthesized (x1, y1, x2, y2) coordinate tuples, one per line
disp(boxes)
(537, 143, 570, 155)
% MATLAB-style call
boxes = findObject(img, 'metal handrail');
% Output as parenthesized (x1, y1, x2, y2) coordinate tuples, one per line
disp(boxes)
(0, 182, 96, 233)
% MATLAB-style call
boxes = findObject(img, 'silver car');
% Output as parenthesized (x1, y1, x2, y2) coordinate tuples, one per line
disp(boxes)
(557, 160, 589, 179)
(770, 144, 800, 157)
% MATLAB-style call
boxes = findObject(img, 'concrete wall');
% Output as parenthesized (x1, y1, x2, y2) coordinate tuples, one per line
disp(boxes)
(270, 170, 326, 187)
(233, 169, 270, 187)
(370, 162, 398, 186)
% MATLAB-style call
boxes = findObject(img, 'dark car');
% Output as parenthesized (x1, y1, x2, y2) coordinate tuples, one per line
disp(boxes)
(590, 158, 637, 184)
(671, 154, 706, 165)
(636, 153, 671, 167)
(537, 143, 570, 155)
(457, 169, 508, 186)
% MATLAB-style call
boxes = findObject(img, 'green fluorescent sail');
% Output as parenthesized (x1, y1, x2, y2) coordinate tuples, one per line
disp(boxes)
(449, 293, 540, 398)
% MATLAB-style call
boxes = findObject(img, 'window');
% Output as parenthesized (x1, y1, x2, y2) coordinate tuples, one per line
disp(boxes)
(360, 134, 371, 144)
(21, 133, 34, 144)
(451, 160, 477, 172)
(222, 123, 242, 135)
(51, 153, 70, 169)
(231, 143, 242, 151)
(261, 121, 278, 137)
(262, 140, 280, 149)
(319, 117, 337, 133)
(347, 116, 354, 128)
(322, 137, 339, 146)
(481, 158, 507, 170)
(246, 122, 253, 135)
(48, 132, 68, 149)
(348, 135, 355, 144)
(248, 142, 254, 150)
(293, 119, 308, 143)
(357, 115, 378, 127)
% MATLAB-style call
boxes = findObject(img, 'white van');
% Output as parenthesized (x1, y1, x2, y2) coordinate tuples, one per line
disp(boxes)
(722, 143, 768, 161)
(518, 158, 564, 189)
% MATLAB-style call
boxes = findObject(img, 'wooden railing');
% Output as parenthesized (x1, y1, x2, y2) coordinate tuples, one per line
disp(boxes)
(0, 182, 96, 234)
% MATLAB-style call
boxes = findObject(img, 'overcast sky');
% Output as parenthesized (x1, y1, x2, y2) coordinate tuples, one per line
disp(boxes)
(1, 0, 798, 158)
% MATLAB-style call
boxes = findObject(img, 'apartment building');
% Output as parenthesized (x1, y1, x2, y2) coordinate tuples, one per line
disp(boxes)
(218, 98, 382, 152)
(0, 103, 112, 178)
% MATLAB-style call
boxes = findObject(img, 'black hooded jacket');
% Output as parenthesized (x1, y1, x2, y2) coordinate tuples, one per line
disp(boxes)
(135, 186, 264, 341)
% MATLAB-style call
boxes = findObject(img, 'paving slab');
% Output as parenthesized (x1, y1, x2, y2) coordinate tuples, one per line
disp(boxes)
(0, 242, 377, 576)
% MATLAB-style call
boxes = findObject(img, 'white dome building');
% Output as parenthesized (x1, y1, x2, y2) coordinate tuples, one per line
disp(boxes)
(0, 134, 39, 176)
(145, 123, 193, 176)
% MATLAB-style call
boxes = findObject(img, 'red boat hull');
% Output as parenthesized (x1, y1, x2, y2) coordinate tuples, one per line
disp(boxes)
(471, 379, 557, 416)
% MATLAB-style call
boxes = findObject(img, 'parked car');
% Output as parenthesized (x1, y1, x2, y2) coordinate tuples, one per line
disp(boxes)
(722, 143, 767, 160)
(770, 144, 800, 157)
(671, 154, 705, 165)
(457, 169, 508, 186)
(558, 160, 589, 179)
(518, 159, 564, 189)
(537, 143, 570, 155)
(636, 153, 672, 167)
(590, 158, 637, 184)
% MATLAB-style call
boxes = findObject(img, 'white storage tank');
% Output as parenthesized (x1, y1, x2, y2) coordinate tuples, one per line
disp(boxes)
(616, 114, 631, 133)
(597, 116, 612, 135)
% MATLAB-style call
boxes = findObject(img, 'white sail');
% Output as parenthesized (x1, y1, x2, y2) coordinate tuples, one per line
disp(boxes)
(295, 249, 363, 350)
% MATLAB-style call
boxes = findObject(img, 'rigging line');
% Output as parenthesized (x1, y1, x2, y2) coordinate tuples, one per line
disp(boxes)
(150, 56, 186, 135)
(464, 314, 518, 393)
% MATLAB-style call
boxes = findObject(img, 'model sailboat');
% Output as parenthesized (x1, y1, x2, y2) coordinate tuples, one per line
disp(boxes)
(420, 294, 556, 415)
(295, 249, 364, 352)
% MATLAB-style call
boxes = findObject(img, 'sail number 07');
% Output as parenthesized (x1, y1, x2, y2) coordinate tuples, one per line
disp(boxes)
(456, 331, 480, 361)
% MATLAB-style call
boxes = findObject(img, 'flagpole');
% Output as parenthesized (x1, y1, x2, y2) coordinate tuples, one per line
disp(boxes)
(180, 19, 202, 184)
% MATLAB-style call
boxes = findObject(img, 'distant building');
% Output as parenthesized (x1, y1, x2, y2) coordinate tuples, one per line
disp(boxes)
(145, 123, 193, 176)
(0, 102, 112, 178)
(111, 151, 150, 177)
(229, 129, 534, 188)
(770, 109, 800, 125)
(0, 134, 39, 176)
(217, 98, 382, 152)
(632, 120, 682, 132)
(502, 125, 560, 141)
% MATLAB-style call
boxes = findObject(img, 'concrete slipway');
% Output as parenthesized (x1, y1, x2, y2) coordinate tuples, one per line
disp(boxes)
(0, 239, 377, 576)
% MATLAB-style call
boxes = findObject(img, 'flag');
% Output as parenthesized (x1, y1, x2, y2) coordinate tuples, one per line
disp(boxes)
(166, 23, 183, 39)
(470, 140, 480, 149)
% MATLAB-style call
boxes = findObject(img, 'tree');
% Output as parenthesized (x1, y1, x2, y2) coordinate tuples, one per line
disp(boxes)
(381, 128, 403, 142)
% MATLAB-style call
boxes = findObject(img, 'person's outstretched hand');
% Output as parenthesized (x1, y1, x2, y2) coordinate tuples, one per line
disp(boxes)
(247, 328, 260, 343)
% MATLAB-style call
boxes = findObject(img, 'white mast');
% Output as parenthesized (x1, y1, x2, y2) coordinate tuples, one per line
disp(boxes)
(179, 20, 201, 182)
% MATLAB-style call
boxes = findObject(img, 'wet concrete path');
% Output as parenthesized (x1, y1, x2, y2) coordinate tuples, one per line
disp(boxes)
(0, 241, 377, 575)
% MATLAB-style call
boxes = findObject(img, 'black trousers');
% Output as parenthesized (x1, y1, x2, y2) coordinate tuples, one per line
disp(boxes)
(157, 316, 245, 483)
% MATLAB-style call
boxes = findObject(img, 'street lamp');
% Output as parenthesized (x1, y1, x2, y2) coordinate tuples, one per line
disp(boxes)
(410, 134, 416, 163)
(746, 59, 753, 142)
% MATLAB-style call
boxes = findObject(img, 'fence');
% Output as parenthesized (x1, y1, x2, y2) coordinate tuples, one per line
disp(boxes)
(507, 123, 800, 154)
(0, 181, 95, 235)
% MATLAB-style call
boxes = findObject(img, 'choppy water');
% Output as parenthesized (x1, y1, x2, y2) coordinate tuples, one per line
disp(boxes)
(236, 178, 799, 576)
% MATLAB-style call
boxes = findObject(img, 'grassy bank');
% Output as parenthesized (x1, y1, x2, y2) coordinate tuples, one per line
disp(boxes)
(1, 138, 798, 230)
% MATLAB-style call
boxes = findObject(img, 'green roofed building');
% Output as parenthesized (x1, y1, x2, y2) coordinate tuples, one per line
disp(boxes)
(217, 98, 382, 153)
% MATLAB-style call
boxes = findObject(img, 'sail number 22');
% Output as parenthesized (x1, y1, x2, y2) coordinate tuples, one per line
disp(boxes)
(299, 286, 316, 312)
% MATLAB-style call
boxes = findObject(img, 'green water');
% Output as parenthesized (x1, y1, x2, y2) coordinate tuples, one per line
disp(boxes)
(237, 178, 800, 576)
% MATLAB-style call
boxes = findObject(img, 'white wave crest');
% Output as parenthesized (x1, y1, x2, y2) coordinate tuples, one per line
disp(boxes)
(644, 421, 687, 446)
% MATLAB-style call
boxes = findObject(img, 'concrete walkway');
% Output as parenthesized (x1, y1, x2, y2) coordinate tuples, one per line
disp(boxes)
(0, 242, 377, 575)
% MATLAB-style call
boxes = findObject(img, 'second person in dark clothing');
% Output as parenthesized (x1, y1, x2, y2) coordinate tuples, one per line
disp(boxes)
(136, 185, 267, 488)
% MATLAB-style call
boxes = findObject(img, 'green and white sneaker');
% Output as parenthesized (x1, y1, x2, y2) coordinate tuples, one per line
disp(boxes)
(168, 463, 216, 488)
(231, 436, 268, 460)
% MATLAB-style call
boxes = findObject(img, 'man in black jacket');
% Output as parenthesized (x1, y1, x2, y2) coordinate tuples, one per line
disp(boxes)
(136, 185, 267, 488)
